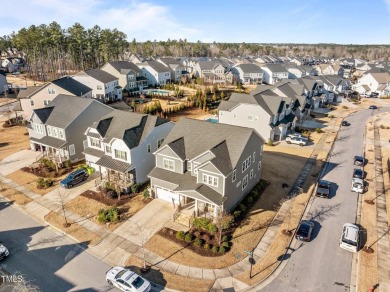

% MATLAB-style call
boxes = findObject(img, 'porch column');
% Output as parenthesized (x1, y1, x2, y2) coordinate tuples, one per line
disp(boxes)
(213, 205, 218, 218)
(195, 200, 198, 216)
(99, 166, 102, 180)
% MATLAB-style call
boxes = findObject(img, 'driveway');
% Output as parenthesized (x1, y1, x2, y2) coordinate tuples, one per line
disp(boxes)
(0, 149, 40, 176)
(113, 199, 174, 246)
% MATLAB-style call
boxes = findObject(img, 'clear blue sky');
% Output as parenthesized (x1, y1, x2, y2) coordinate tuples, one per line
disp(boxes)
(1, 0, 390, 44)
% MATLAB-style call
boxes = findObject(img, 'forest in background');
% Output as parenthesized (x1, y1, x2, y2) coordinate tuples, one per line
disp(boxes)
(1, 22, 390, 81)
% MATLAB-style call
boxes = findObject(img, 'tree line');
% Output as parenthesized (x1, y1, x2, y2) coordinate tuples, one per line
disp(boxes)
(1, 22, 390, 80)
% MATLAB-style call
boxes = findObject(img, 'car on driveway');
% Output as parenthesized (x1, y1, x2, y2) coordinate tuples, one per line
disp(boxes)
(0, 242, 9, 260)
(353, 168, 364, 179)
(354, 155, 364, 166)
(340, 223, 360, 252)
(295, 220, 315, 242)
(341, 121, 350, 126)
(106, 266, 151, 292)
(369, 105, 378, 109)
(316, 180, 331, 198)
(287, 133, 303, 139)
(60, 168, 88, 189)
(286, 136, 307, 146)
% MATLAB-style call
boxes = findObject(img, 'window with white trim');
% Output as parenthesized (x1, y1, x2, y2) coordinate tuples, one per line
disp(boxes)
(34, 123, 43, 134)
(52, 128, 58, 137)
(147, 144, 151, 153)
(248, 115, 253, 121)
(157, 138, 164, 148)
(114, 149, 127, 161)
(83, 140, 88, 150)
(258, 161, 261, 170)
(242, 175, 248, 190)
(232, 168, 236, 182)
(47, 126, 52, 136)
(236, 181, 241, 188)
(163, 158, 174, 171)
(44, 100, 49, 106)
(105, 145, 111, 153)
(30, 100, 34, 106)
(48, 88, 55, 94)
(202, 173, 218, 187)
(253, 152, 255, 163)
(250, 169, 254, 179)
(187, 162, 192, 171)
(90, 138, 101, 148)
(58, 129, 64, 139)
(69, 144, 75, 155)
(97, 85, 102, 90)
(242, 156, 251, 172)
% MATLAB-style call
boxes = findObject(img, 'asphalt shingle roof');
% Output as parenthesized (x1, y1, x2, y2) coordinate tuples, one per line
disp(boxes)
(142, 60, 171, 73)
(105, 61, 142, 74)
(51, 76, 92, 96)
(236, 63, 263, 73)
(17, 86, 41, 99)
(79, 69, 118, 83)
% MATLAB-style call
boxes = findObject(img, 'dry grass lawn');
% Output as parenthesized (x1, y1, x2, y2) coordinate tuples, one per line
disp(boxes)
(45, 211, 102, 246)
(125, 255, 214, 292)
(0, 185, 32, 205)
(0, 125, 30, 161)
(166, 107, 210, 122)
(6, 169, 62, 195)
(65, 194, 150, 231)
(6, 75, 45, 87)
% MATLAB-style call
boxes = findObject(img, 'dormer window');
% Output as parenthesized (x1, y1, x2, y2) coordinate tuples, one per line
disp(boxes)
(163, 158, 174, 171)
(90, 138, 101, 148)
(48, 88, 55, 94)
(202, 174, 218, 187)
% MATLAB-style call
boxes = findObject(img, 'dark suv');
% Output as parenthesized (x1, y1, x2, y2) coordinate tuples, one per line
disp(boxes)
(60, 169, 88, 188)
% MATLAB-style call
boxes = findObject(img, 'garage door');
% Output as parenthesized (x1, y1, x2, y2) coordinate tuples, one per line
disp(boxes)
(156, 188, 180, 204)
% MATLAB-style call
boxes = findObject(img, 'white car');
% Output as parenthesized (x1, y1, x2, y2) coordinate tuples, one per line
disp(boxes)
(106, 267, 151, 292)
(351, 177, 364, 193)
(340, 223, 360, 252)
(287, 133, 303, 139)
(0, 243, 9, 260)
(286, 136, 307, 146)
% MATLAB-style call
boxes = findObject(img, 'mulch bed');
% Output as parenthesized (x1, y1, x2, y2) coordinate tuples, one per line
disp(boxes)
(80, 190, 136, 207)
(21, 166, 72, 178)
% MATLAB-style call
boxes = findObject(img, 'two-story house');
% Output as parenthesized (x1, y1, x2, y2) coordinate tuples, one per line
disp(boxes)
(73, 69, 122, 103)
(195, 61, 226, 84)
(16, 76, 92, 120)
(139, 60, 171, 86)
(83, 110, 174, 192)
(148, 118, 264, 218)
(261, 64, 289, 85)
(285, 64, 306, 79)
(157, 58, 189, 83)
(100, 61, 148, 92)
(0, 71, 7, 95)
(353, 72, 390, 97)
(232, 63, 263, 84)
(218, 91, 297, 141)
(28, 95, 113, 166)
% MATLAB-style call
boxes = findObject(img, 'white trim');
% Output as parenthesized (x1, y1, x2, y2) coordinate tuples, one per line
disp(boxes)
(147, 143, 151, 153)
(189, 150, 213, 163)
(163, 158, 175, 171)
(202, 173, 218, 187)
(242, 175, 248, 190)
(232, 168, 237, 182)
(69, 144, 75, 156)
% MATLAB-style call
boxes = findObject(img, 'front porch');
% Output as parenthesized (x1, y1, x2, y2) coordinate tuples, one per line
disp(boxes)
(30, 137, 70, 165)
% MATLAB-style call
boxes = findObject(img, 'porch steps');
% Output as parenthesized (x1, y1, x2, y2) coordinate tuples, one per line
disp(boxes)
(174, 212, 193, 228)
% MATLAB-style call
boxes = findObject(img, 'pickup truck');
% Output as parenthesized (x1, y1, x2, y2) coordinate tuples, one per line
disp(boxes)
(286, 136, 307, 146)
(316, 180, 331, 198)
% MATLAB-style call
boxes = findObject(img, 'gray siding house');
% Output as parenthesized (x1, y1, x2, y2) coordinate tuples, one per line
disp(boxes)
(148, 118, 264, 218)
(84, 110, 174, 192)
(28, 95, 113, 165)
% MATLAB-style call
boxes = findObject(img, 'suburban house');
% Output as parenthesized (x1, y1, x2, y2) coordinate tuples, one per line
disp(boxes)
(286, 64, 305, 79)
(83, 110, 174, 192)
(261, 64, 289, 85)
(157, 58, 189, 83)
(1, 57, 23, 73)
(148, 118, 264, 217)
(73, 69, 122, 103)
(354, 63, 372, 77)
(232, 63, 263, 84)
(195, 61, 227, 84)
(0, 71, 7, 94)
(353, 72, 390, 97)
(297, 76, 326, 109)
(27, 95, 113, 165)
(139, 60, 171, 86)
(100, 61, 148, 92)
(218, 91, 297, 141)
(15, 76, 92, 120)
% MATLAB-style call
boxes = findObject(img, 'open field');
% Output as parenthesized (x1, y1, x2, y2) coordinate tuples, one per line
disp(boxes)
(0, 125, 30, 161)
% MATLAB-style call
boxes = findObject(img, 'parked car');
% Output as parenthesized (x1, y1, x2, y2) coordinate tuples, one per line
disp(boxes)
(287, 132, 303, 139)
(354, 155, 364, 166)
(316, 180, 331, 198)
(60, 168, 88, 189)
(339, 223, 360, 252)
(295, 220, 315, 242)
(341, 121, 350, 126)
(353, 168, 364, 179)
(351, 177, 364, 193)
(0, 242, 9, 260)
(106, 266, 151, 292)
(370, 93, 379, 98)
(286, 136, 307, 146)
(369, 105, 378, 109)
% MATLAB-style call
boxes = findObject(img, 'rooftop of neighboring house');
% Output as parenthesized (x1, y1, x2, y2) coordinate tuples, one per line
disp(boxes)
(51, 76, 92, 95)
(157, 118, 263, 176)
(261, 63, 288, 73)
(197, 61, 221, 70)
(315, 75, 344, 86)
(158, 57, 181, 66)
(369, 72, 390, 84)
(141, 60, 171, 73)
(89, 109, 171, 149)
(275, 82, 305, 97)
(17, 86, 42, 99)
(75, 68, 118, 83)
(297, 76, 323, 91)
(234, 63, 263, 74)
(104, 61, 142, 74)
(32, 94, 108, 128)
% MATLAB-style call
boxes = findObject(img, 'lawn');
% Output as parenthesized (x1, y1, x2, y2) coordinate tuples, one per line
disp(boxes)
(165, 106, 211, 122)
(65, 190, 151, 231)
(0, 185, 32, 205)
(125, 255, 214, 292)
(0, 124, 30, 161)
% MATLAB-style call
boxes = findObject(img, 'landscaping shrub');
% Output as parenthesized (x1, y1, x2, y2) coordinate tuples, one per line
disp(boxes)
(328, 114, 335, 118)
(221, 241, 230, 248)
(267, 139, 274, 146)
(194, 238, 203, 247)
(342, 105, 348, 109)
(36, 177, 53, 189)
(220, 214, 234, 230)
(193, 230, 201, 238)
(63, 160, 71, 168)
(219, 246, 226, 253)
(97, 207, 119, 223)
(204, 243, 211, 251)
(233, 210, 241, 218)
(39, 158, 56, 171)
(184, 233, 193, 242)
(315, 128, 323, 133)
(131, 184, 140, 193)
(239, 203, 246, 213)
(251, 189, 259, 198)
(222, 235, 229, 242)
(176, 231, 186, 241)
(246, 196, 253, 204)
(193, 217, 212, 230)
(203, 233, 210, 242)
(212, 246, 219, 254)
(206, 223, 218, 234)
(142, 188, 150, 199)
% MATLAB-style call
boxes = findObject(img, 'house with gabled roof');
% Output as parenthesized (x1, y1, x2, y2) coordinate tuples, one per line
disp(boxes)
(100, 61, 148, 92)
(15, 76, 92, 120)
(260, 64, 289, 85)
(84, 109, 174, 192)
(218, 90, 297, 141)
(27, 95, 113, 166)
(353, 72, 390, 97)
(0, 71, 7, 95)
(157, 58, 189, 83)
(139, 60, 171, 86)
(148, 118, 264, 218)
(232, 63, 263, 84)
(73, 69, 121, 103)
(195, 61, 226, 84)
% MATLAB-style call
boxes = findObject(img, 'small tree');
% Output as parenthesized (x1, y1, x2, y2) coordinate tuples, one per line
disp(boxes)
(220, 91, 225, 100)
(58, 188, 70, 228)
(212, 92, 217, 102)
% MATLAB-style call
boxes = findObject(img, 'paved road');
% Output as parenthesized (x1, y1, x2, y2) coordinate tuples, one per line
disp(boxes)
(0, 200, 114, 292)
(261, 107, 389, 292)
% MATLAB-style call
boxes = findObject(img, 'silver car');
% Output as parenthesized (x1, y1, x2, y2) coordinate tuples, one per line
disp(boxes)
(106, 267, 151, 292)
